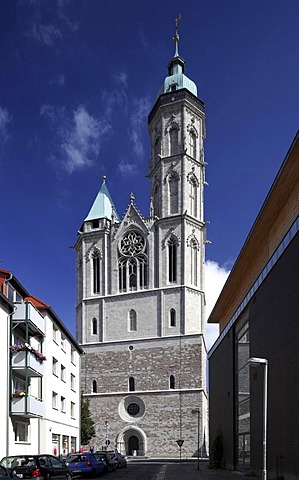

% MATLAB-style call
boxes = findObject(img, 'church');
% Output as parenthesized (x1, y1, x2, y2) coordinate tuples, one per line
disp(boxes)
(75, 24, 209, 458)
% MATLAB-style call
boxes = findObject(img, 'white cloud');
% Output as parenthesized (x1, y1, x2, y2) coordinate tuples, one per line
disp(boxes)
(49, 74, 65, 86)
(112, 72, 128, 89)
(0, 106, 12, 144)
(41, 104, 112, 173)
(31, 24, 62, 47)
(205, 260, 230, 351)
(117, 161, 137, 176)
(102, 90, 128, 118)
(128, 96, 151, 157)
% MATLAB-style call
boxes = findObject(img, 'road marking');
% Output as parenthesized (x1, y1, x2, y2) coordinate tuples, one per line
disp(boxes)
(155, 465, 167, 480)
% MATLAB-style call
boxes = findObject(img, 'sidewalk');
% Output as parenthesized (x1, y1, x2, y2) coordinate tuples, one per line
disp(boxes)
(164, 462, 252, 480)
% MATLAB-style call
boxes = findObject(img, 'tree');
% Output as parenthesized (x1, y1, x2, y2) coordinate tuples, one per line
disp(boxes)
(80, 392, 95, 445)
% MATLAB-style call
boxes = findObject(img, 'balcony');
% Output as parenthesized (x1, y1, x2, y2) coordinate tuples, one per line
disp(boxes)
(11, 395, 44, 418)
(13, 302, 45, 336)
(12, 350, 44, 377)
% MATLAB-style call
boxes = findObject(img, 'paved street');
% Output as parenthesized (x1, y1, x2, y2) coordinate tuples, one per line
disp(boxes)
(103, 460, 252, 480)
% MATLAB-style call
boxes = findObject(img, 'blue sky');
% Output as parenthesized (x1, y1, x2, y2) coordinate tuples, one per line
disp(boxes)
(1, 0, 298, 345)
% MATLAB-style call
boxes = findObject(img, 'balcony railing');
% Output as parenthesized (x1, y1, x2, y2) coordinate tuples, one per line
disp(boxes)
(11, 395, 44, 417)
(11, 350, 44, 377)
(12, 302, 45, 336)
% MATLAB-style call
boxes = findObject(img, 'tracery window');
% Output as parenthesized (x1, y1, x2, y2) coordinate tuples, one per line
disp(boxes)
(169, 126, 179, 156)
(168, 237, 177, 283)
(190, 239, 198, 286)
(154, 137, 161, 164)
(189, 131, 196, 158)
(118, 230, 148, 292)
(169, 173, 179, 214)
(129, 309, 137, 331)
(153, 183, 160, 217)
(189, 177, 198, 218)
(92, 250, 100, 294)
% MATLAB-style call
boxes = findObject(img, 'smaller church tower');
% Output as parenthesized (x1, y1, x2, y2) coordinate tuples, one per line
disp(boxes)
(76, 20, 208, 458)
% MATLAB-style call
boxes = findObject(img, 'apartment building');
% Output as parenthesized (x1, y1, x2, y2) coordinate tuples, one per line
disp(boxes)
(0, 268, 83, 458)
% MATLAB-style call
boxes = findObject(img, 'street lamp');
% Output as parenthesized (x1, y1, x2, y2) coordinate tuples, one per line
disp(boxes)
(248, 357, 268, 480)
(191, 408, 200, 470)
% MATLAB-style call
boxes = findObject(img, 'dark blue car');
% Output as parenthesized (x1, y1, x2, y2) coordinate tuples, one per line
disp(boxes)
(66, 453, 106, 477)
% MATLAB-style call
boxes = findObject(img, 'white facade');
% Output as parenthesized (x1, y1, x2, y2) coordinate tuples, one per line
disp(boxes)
(0, 269, 82, 459)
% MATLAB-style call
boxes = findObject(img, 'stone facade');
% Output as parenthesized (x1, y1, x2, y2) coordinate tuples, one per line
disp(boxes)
(76, 38, 209, 457)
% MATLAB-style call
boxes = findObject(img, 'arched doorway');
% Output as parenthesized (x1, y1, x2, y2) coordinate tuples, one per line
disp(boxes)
(128, 435, 139, 455)
(116, 426, 147, 456)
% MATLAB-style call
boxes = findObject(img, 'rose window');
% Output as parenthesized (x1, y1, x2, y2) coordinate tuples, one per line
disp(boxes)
(120, 231, 145, 256)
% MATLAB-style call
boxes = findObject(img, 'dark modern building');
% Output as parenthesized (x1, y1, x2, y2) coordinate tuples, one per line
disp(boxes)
(208, 132, 299, 479)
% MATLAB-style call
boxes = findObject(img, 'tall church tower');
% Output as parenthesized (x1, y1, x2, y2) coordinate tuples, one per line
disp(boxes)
(76, 22, 208, 458)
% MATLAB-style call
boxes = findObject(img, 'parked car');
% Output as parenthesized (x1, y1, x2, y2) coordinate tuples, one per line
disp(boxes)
(65, 453, 106, 477)
(94, 452, 116, 473)
(110, 453, 126, 469)
(0, 455, 70, 480)
(0, 465, 20, 480)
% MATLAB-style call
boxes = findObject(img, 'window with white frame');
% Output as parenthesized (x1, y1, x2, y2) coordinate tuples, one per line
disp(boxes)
(71, 374, 76, 391)
(61, 396, 66, 412)
(53, 324, 59, 344)
(52, 392, 58, 409)
(52, 358, 58, 376)
(71, 402, 75, 418)
(61, 365, 66, 382)
(61, 334, 66, 351)
(14, 421, 29, 442)
(71, 347, 76, 365)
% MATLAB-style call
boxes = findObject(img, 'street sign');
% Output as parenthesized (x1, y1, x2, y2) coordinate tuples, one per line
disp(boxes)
(176, 439, 184, 447)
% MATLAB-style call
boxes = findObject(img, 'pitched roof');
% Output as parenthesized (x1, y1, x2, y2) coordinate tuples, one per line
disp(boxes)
(85, 178, 120, 222)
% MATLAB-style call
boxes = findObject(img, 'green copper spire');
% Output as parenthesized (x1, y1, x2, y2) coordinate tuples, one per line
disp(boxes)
(85, 176, 120, 222)
(158, 15, 197, 97)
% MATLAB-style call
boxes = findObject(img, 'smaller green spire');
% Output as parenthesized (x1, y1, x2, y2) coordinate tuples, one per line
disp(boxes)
(84, 176, 120, 223)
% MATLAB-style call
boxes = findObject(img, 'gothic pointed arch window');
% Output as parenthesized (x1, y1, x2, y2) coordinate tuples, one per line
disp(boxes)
(169, 125, 179, 156)
(190, 239, 198, 286)
(153, 182, 160, 217)
(92, 317, 97, 335)
(92, 380, 97, 393)
(129, 309, 137, 331)
(118, 230, 148, 292)
(170, 308, 176, 327)
(189, 131, 196, 159)
(189, 175, 198, 218)
(170, 374, 175, 389)
(92, 250, 101, 294)
(129, 376, 135, 392)
(154, 136, 161, 165)
(168, 237, 177, 283)
(169, 172, 179, 214)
